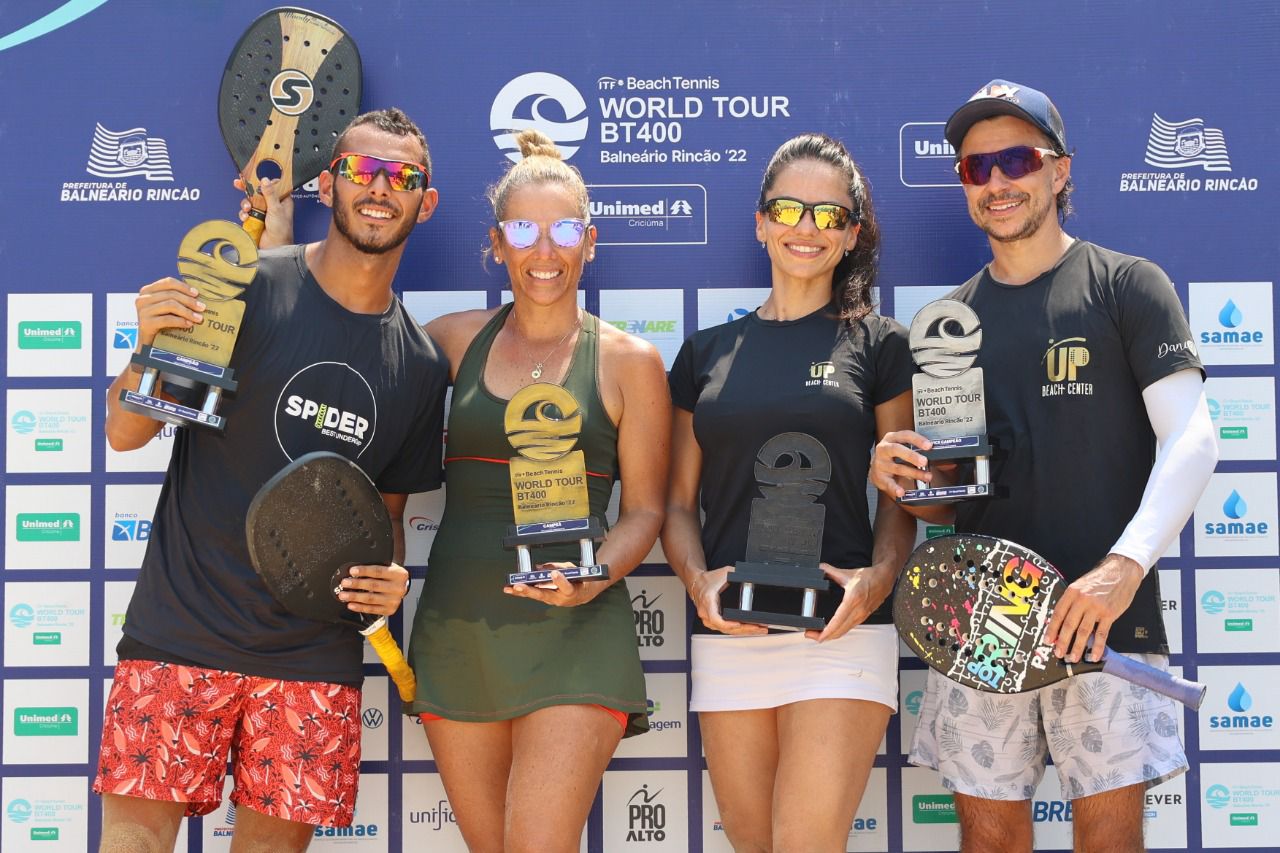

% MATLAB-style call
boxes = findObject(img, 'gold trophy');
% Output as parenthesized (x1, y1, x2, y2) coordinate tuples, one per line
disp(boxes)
(502, 383, 608, 586)
(118, 221, 259, 432)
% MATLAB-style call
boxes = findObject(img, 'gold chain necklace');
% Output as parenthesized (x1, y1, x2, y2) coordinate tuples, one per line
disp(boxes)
(515, 311, 581, 380)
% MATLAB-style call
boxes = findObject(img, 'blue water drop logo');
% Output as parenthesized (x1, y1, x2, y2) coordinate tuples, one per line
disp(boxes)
(1218, 299, 1243, 328)
(1223, 490, 1248, 520)
(1227, 682, 1252, 713)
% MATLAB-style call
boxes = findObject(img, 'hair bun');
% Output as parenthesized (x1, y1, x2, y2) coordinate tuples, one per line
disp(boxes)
(515, 128, 563, 160)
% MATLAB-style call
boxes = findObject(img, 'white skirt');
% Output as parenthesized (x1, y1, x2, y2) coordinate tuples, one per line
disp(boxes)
(689, 624, 899, 713)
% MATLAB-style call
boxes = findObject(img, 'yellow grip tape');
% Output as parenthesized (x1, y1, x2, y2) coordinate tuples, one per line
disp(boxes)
(365, 622, 417, 703)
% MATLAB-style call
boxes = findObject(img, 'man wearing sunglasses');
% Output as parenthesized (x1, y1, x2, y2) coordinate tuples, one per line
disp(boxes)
(98, 108, 448, 851)
(873, 80, 1216, 852)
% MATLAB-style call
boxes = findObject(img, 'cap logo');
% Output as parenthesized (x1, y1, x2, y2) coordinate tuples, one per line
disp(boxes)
(972, 83, 1020, 102)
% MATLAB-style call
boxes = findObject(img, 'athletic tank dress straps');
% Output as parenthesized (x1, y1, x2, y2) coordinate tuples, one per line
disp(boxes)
(405, 303, 649, 735)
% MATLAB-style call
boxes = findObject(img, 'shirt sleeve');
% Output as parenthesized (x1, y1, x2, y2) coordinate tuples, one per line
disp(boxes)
(1115, 259, 1204, 390)
(871, 316, 914, 405)
(668, 336, 700, 412)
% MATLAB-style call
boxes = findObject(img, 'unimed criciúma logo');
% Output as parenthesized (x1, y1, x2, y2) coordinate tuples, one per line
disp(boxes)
(13, 707, 77, 736)
(17, 321, 81, 350)
(490, 72, 589, 162)
(15, 513, 80, 542)
(913, 794, 958, 823)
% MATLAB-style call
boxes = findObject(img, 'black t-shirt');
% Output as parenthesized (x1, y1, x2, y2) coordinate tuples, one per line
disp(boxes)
(669, 305, 913, 632)
(949, 239, 1203, 653)
(121, 245, 448, 683)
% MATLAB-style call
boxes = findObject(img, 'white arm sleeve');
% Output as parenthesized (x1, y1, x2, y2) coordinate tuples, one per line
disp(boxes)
(1110, 368, 1218, 573)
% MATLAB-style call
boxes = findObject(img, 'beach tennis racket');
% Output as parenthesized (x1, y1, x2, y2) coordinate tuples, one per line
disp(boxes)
(246, 451, 416, 701)
(894, 534, 1205, 709)
(218, 7, 362, 243)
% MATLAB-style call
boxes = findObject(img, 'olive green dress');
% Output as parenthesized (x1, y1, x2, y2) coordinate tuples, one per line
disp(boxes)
(405, 304, 648, 735)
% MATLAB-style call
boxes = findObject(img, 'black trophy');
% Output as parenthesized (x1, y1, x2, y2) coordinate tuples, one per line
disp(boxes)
(899, 298, 998, 505)
(723, 432, 832, 631)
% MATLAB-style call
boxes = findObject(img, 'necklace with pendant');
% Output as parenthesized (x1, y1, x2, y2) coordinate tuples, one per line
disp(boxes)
(518, 311, 581, 380)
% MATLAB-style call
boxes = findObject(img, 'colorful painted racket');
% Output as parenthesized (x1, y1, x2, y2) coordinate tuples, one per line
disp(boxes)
(218, 7, 361, 243)
(894, 534, 1205, 709)
(246, 451, 415, 702)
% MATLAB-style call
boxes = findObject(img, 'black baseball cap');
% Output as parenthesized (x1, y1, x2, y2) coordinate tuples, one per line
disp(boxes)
(945, 80, 1068, 155)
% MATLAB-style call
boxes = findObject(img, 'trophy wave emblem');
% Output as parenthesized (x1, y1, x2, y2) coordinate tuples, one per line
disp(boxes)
(504, 384, 582, 461)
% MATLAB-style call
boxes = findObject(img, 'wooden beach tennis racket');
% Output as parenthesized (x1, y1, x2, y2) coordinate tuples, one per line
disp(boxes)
(894, 534, 1206, 709)
(218, 6, 361, 243)
(246, 451, 416, 701)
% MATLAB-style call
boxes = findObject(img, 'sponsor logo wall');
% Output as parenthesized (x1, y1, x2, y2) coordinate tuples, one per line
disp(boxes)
(2, 2, 1276, 850)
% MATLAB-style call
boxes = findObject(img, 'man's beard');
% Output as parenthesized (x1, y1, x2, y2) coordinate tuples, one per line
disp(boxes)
(333, 198, 416, 255)
(977, 189, 1054, 243)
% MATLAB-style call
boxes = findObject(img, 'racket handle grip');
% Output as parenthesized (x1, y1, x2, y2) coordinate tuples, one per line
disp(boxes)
(362, 618, 417, 703)
(242, 207, 266, 246)
(1102, 650, 1207, 710)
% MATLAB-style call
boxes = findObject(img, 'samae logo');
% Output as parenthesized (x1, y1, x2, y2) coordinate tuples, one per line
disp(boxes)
(1204, 491, 1268, 536)
(1208, 683, 1273, 730)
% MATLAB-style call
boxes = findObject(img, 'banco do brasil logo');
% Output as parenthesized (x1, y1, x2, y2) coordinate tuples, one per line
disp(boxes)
(491, 72, 588, 162)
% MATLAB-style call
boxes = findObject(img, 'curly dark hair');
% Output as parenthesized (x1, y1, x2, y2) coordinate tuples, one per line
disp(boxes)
(332, 107, 432, 177)
(757, 133, 879, 325)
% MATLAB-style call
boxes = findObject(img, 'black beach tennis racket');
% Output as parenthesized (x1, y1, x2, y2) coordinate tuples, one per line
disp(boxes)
(894, 534, 1205, 709)
(219, 6, 362, 243)
(246, 451, 415, 701)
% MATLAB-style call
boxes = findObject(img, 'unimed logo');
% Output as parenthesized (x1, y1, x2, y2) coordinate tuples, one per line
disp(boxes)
(17, 321, 81, 350)
(16, 513, 80, 542)
(913, 794, 957, 823)
(13, 707, 77, 736)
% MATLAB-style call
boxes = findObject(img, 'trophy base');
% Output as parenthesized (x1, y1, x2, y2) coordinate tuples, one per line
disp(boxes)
(724, 562, 831, 632)
(133, 345, 238, 390)
(119, 390, 226, 432)
(508, 563, 609, 586)
(722, 607, 827, 632)
(899, 483, 1004, 506)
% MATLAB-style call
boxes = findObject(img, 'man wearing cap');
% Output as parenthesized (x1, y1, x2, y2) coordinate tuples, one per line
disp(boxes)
(873, 80, 1217, 851)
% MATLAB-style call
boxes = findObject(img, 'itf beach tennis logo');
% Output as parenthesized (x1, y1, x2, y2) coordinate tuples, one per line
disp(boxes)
(86, 124, 173, 181)
(491, 72, 589, 162)
(1144, 114, 1231, 172)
